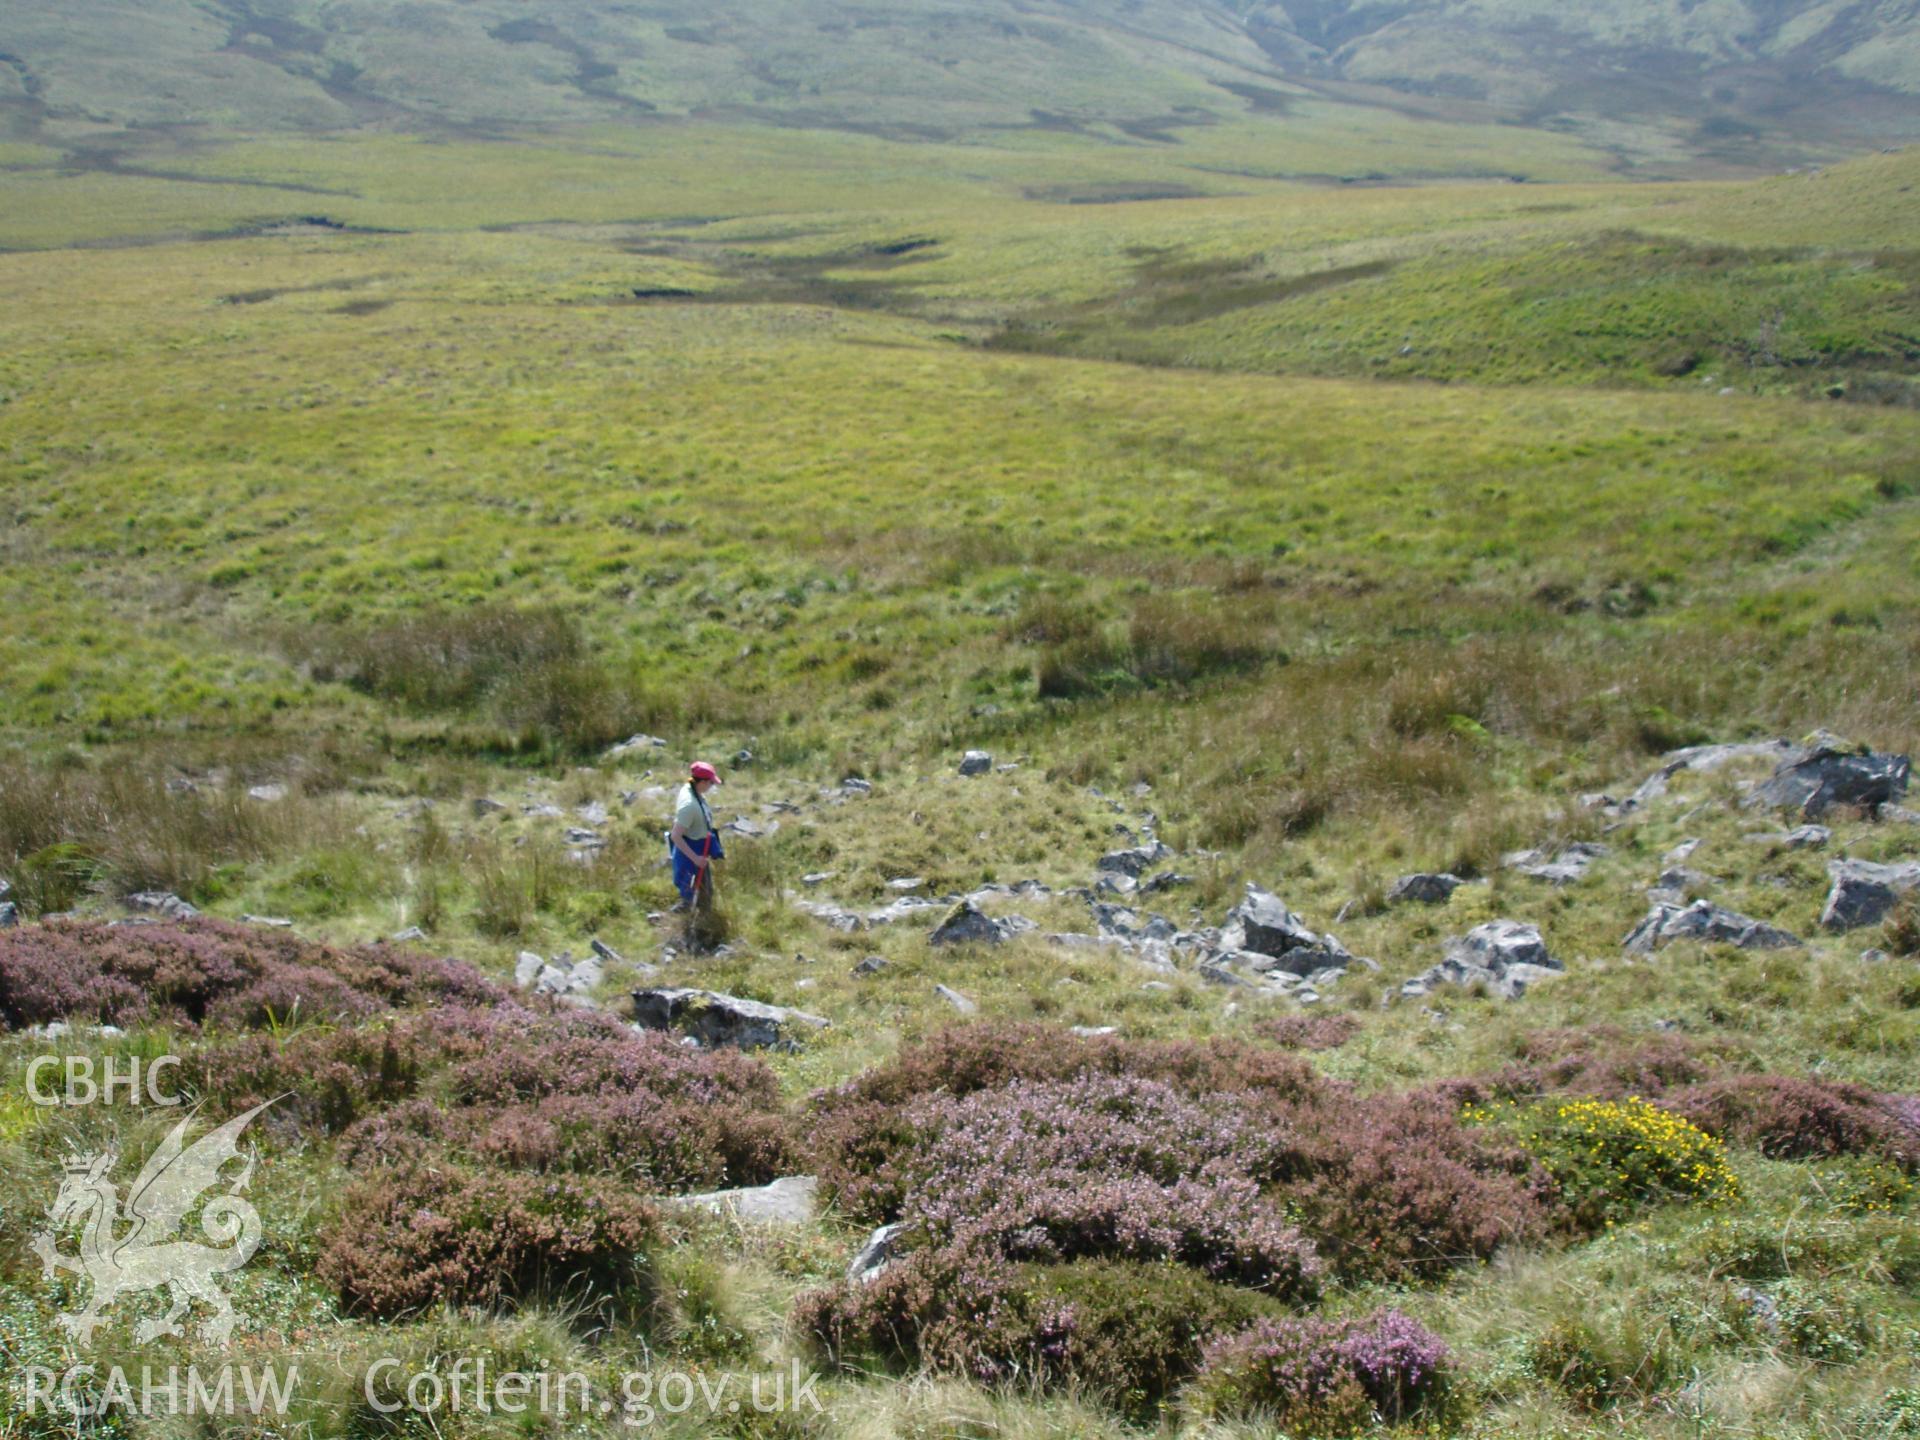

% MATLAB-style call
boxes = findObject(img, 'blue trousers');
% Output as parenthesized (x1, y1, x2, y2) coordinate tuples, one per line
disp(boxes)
(670, 834, 725, 902)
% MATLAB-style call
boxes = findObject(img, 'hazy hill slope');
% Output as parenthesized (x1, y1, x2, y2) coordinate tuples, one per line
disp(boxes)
(3, 0, 1916, 163)
(1242, 0, 1920, 148)
(0, 0, 1288, 139)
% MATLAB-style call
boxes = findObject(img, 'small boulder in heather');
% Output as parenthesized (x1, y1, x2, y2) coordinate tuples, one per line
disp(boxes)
(668, 1174, 818, 1225)
(630, 987, 828, 1049)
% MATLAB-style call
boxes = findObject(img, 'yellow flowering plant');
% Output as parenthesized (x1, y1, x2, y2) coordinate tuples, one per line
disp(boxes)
(1478, 1096, 1740, 1232)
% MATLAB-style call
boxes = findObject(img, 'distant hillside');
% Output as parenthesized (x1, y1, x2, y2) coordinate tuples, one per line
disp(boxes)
(1242, 0, 1920, 155)
(2, 0, 1917, 168)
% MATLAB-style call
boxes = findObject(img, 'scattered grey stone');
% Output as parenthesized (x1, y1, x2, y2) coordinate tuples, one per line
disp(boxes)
(1750, 739, 1909, 818)
(1071, 1025, 1118, 1037)
(793, 898, 867, 932)
(246, 783, 288, 803)
(590, 937, 624, 965)
(929, 900, 1024, 946)
(1886, 805, 1920, 824)
(1579, 792, 1618, 811)
(870, 896, 951, 925)
(0, 901, 16, 929)
(565, 827, 605, 846)
(389, 926, 428, 943)
(1221, 884, 1323, 961)
(472, 796, 507, 817)
(523, 803, 564, 819)
(1448, 919, 1555, 972)
(1619, 740, 1800, 813)
(577, 801, 609, 826)
(723, 818, 772, 837)
(126, 892, 199, 921)
(1735, 1284, 1781, 1331)
(1860, 948, 1890, 963)
(1402, 920, 1559, 1001)
(1664, 838, 1702, 864)
(165, 777, 198, 795)
(1742, 824, 1831, 850)
(887, 877, 925, 892)
(1654, 867, 1708, 894)
(995, 763, 1021, 773)
(1097, 841, 1173, 878)
(1094, 872, 1138, 896)
(1047, 932, 1119, 951)
(1141, 980, 1174, 992)
(607, 733, 668, 758)
(840, 777, 872, 794)
(959, 750, 993, 776)
(631, 988, 829, 1049)
(802, 871, 837, 887)
(1198, 959, 1257, 988)
(238, 914, 292, 928)
(852, 955, 890, 976)
(934, 983, 978, 1014)
(667, 1175, 817, 1225)
(1512, 842, 1608, 885)
(1141, 871, 1193, 894)
(848, 1222, 908, 1284)
(1820, 859, 1920, 931)
(1623, 899, 1803, 953)
(1652, 1018, 1683, 1032)
(1388, 873, 1465, 906)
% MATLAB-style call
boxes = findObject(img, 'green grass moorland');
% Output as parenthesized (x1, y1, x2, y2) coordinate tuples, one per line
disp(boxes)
(2, 116, 1920, 1440)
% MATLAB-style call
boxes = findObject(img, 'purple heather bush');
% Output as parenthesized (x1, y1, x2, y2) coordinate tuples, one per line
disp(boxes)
(317, 1161, 660, 1318)
(0, 917, 503, 1031)
(1669, 1075, 1919, 1171)
(1258, 1013, 1362, 1052)
(895, 1075, 1323, 1295)
(813, 1024, 1551, 1285)
(1190, 1308, 1455, 1431)
(194, 1002, 795, 1189)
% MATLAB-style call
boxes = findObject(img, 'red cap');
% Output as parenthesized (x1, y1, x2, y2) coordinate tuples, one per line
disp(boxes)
(689, 761, 722, 786)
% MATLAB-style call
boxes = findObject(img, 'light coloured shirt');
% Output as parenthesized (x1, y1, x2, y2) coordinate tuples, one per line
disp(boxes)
(673, 783, 712, 843)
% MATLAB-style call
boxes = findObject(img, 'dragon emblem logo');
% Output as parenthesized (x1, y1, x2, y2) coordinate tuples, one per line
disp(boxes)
(30, 1100, 277, 1347)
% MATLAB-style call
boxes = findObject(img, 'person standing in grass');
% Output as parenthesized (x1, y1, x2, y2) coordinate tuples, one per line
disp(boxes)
(667, 760, 726, 912)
